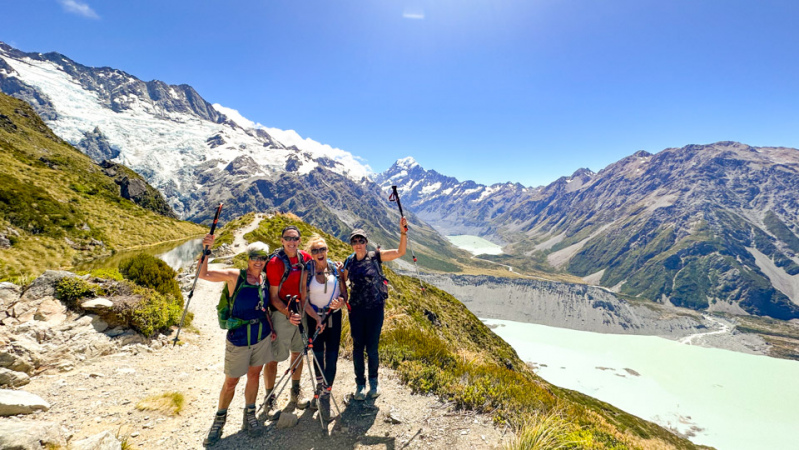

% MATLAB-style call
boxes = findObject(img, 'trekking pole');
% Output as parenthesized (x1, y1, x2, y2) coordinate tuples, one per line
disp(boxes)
(298, 308, 343, 429)
(172, 203, 223, 346)
(389, 186, 425, 292)
(260, 295, 305, 415)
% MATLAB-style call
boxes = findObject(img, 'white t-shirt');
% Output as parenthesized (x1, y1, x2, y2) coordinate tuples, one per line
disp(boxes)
(308, 272, 338, 310)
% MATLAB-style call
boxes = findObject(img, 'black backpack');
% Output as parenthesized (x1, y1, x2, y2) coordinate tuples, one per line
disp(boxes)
(344, 250, 389, 305)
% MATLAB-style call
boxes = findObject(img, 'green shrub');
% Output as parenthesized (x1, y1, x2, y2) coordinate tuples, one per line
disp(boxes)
(127, 284, 185, 337)
(76, 268, 124, 281)
(119, 254, 182, 304)
(504, 411, 587, 450)
(55, 276, 97, 309)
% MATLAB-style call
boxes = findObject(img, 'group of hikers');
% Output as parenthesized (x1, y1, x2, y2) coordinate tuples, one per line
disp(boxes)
(197, 217, 408, 445)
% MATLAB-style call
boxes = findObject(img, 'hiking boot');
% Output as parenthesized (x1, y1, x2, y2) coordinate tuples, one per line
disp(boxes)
(353, 384, 366, 401)
(242, 406, 261, 436)
(203, 411, 226, 446)
(367, 378, 381, 399)
(309, 397, 319, 410)
(290, 385, 310, 409)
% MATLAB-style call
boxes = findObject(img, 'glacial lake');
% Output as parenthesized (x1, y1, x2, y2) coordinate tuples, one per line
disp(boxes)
(446, 235, 503, 255)
(483, 318, 799, 450)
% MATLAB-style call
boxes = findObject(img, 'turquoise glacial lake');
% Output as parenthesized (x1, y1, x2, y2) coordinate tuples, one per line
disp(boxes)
(483, 318, 799, 450)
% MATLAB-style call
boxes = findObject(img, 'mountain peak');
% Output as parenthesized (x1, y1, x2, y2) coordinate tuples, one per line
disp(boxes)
(395, 156, 419, 169)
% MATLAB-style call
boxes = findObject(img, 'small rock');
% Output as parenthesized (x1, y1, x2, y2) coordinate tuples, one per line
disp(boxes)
(81, 298, 114, 309)
(0, 389, 51, 416)
(104, 327, 126, 338)
(276, 412, 298, 429)
(70, 430, 122, 450)
(130, 432, 140, 437)
(0, 367, 30, 388)
(142, 421, 154, 429)
(384, 411, 403, 424)
(0, 419, 66, 449)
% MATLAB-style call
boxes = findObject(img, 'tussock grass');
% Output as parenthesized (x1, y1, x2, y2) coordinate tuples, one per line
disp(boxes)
(504, 411, 587, 450)
(135, 391, 185, 415)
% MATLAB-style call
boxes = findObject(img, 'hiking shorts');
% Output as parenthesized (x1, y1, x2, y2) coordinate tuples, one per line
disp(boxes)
(224, 337, 272, 378)
(270, 310, 304, 362)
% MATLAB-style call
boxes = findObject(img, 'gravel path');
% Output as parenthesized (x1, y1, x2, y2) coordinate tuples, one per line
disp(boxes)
(20, 217, 509, 449)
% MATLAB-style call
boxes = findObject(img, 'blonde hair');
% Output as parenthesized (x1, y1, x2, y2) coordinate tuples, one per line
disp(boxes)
(304, 233, 327, 252)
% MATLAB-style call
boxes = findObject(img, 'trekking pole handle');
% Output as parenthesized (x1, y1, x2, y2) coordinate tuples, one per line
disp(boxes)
(201, 203, 224, 262)
(390, 186, 409, 231)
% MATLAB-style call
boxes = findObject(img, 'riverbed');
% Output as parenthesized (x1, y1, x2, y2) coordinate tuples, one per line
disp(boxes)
(483, 318, 799, 450)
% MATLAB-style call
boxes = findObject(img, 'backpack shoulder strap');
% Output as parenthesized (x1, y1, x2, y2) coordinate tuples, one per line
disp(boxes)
(372, 250, 386, 279)
(343, 253, 355, 272)
(327, 259, 339, 278)
(228, 269, 248, 312)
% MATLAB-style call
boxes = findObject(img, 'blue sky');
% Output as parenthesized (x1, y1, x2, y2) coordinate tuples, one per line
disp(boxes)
(2, 0, 798, 187)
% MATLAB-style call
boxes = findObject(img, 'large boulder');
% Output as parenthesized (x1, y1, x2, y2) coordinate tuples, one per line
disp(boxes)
(19, 270, 73, 303)
(71, 430, 122, 450)
(0, 419, 66, 449)
(0, 367, 30, 388)
(0, 389, 50, 416)
(0, 282, 20, 306)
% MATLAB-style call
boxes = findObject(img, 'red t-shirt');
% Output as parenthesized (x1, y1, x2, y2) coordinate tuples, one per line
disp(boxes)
(267, 250, 311, 304)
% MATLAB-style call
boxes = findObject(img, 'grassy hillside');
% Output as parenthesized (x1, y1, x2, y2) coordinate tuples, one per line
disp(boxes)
(0, 93, 205, 280)
(224, 213, 708, 450)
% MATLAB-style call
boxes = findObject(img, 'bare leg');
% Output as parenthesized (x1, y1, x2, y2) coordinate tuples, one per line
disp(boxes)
(218, 376, 240, 410)
(244, 366, 263, 405)
(290, 352, 303, 381)
(264, 361, 277, 389)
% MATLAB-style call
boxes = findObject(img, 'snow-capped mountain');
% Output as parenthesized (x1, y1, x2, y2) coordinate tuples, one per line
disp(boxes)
(0, 41, 465, 269)
(0, 42, 370, 218)
(375, 157, 538, 238)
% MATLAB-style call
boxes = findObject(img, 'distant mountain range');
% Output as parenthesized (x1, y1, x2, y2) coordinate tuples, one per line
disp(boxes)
(380, 144, 799, 320)
(4, 41, 799, 320)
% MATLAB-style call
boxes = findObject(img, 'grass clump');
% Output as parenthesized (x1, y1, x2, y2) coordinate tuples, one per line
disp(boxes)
(135, 391, 185, 415)
(504, 411, 587, 450)
(55, 276, 98, 309)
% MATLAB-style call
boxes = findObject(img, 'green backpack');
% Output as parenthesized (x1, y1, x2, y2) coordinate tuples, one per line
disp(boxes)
(217, 269, 267, 330)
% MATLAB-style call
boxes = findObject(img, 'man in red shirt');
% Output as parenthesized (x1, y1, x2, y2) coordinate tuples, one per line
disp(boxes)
(263, 225, 311, 411)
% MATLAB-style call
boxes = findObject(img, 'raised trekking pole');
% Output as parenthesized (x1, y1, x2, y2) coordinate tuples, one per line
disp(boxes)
(172, 203, 223, 346)
(389, 186, 425, 292)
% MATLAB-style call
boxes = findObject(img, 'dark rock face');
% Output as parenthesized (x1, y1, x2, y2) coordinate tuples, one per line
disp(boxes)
(100, 161, 177, 218)
(78, 127, 119, 162)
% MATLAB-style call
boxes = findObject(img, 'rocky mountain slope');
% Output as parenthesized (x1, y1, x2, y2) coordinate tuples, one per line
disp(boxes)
(382, 143, 799, 320)
(0, 93, 203, 280)
(0, 42, 465, 271)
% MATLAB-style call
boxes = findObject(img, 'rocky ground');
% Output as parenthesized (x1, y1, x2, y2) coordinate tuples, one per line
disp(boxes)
(0, 218, 510, 450)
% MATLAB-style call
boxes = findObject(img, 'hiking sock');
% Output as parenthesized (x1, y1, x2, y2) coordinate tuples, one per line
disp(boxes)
(263, 388, 274, 410)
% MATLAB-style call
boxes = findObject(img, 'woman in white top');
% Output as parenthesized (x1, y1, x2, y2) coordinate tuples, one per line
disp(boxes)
(300, 234, 347, 419)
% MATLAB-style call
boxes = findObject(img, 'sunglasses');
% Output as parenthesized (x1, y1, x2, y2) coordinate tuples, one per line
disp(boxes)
(249, 255, 268, 262)
(311, 246, 328, 255)
(282, 235, 300, 242)
(350, 238, 367, 245)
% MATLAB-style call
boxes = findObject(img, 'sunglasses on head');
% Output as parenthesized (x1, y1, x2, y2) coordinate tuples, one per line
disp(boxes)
(249, 255, 268, 262)
(282, 235, 300, 242)
(350, 238, 367, 245)
(311, 246, 328, 255)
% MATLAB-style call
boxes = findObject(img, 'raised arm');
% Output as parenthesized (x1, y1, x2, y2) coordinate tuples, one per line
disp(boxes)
(197, 234, 240, 292)
(379, 217, 408, 262)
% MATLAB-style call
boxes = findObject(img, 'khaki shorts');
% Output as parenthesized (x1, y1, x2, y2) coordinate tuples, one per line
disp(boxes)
(270, 310, 305, 362)
(224, 337, 273, 378)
